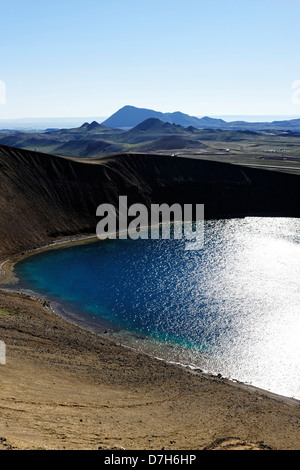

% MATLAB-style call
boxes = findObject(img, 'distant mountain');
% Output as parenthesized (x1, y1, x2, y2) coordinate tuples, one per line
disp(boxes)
(79, 121, 111, 132)
(133, 117, 175, 132)
(102, 105, 300, 132)
(121, 118, 193, 144)
(0, 117, 108, 130)
(50, 121, 121, 135)
(102, 105, 207, 129)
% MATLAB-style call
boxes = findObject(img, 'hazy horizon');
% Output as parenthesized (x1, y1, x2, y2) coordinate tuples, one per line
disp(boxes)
(1, 112, 300, 131)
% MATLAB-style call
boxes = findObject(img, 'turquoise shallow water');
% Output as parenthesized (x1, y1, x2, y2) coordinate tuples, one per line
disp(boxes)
(10, 218, 300, 400)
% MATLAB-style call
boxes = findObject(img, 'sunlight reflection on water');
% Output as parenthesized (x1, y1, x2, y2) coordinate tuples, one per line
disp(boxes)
(12, 218, 300, 399)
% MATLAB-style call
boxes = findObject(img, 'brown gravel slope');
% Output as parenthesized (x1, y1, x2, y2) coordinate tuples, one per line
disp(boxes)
(0, 289, 299, 450)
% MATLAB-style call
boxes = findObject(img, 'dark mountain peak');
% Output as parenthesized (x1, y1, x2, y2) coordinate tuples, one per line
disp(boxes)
(133, 118, 166, 131)
(87, 121, 101, 130)
(79, 121, 107, 132)
(187, 126, 199, 133)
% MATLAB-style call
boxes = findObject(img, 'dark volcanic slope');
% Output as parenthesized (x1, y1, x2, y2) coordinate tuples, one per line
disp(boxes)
(54, 139, 123, 157)
(1, 144, 300, 259)
(138, 135, 207, 151)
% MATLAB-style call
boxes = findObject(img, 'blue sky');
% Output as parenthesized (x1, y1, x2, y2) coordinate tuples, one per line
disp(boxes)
(1, 0, 300, 119)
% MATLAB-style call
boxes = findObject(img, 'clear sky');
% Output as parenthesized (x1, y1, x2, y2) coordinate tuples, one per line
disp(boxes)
(1, 0, 300, 119)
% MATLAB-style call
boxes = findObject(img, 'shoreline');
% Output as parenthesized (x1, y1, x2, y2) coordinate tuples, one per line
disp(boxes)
(0, 235, 300, 449)
(0, 233, 100, 284)
(1, 234, 299, 409)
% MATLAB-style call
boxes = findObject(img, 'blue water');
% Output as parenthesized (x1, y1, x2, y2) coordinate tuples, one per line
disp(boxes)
(10, 218, 300, 400)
